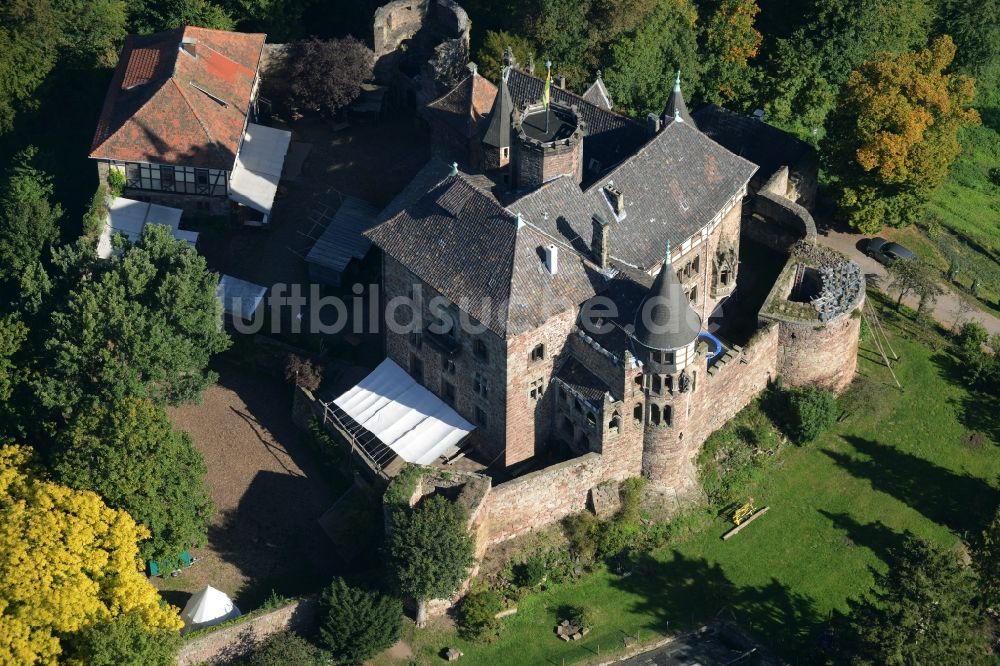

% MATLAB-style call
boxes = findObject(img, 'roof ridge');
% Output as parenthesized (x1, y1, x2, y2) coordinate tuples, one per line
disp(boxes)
(509, 68, 643, 129)
(91, 61, 175, 155)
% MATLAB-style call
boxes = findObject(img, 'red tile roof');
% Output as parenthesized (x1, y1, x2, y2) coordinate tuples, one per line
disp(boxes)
(90, 26, 266, 170)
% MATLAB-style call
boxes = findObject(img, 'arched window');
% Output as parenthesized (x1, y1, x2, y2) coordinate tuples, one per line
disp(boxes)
(634, 374, 643, 388)
(652, 375, 662, 394)
(609, 412, 621, 433)
(650, 404, 661, 426)
(530, 344, 545, 362)
(586, 412, 597, 428)
(663, 404, 673, 426)
(633, 403, 643, 423)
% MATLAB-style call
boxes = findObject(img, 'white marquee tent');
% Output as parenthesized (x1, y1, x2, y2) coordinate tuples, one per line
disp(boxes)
(97, 197, 199, 259)
(229, 122, 292, 224)
(333, 358, 475, 465)
(180, 585, 241, 634)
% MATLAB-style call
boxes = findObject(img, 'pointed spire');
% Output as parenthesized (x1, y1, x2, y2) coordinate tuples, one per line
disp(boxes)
(632, 239, 701, 353)
(663, 67, 694, 125)
(664, 240, 672, 266)
(482, 61, 514, 149)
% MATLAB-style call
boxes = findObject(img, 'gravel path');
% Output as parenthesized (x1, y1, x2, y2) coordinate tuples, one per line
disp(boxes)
(819, 228, 1000, 335)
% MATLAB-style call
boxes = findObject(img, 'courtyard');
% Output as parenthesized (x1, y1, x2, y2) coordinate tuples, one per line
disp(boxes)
(160, 363, 344, 611)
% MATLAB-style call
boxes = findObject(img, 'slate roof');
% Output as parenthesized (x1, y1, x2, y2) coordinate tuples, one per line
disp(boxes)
(364, 175, 604, 338)
(581, 74, 613, 111)
(508, 175, 601, 260)
(482, 69, 513, 148)
(692, 104, 815, 182)
(90, 27, 266, 170)
(506, 69, 648, 179)
(554, 357, 611, 406)
(424, 72, 498, 140)
(633, 248, 702, 351)
(581, 119, 757, 269)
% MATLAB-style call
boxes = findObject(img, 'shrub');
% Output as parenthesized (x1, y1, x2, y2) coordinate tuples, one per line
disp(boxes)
(458, 588, 504, 642)
(319, 577, 403, 665)
(619, 476, 647, 525)
(82, 185, 108, 238)
(284, 354, 323, 391)
(784, 386, 837, 443)
(107, 168, 125, 197)
(513, 553, 547, 588)
(561, 604, 596, 630)
(563, 511, 599, 564)
(242, 631, 327, 666)
(384, 463, 423, 506)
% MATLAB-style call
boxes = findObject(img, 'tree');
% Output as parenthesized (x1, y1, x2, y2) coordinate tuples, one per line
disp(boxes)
(318, 577, 402, 664)
(284, 354, 323, 392)
(129, 0, 235, 33)
(0, 445, 182, 665)
(822, 37, 980, 233)
(35, 224, 230, 413)
(976, 507, 1000, 613)
(887, 260, 939, 310)
(761, 37, 836, 140)
(0, 315, 27, 403)
(476, 30, 537, 82)
(844, 534, 987, 664)
(53, 0, 128, 67)
(0, 0, 61, 134)
(242, 631, 328, 666)
(386, 494, 475, 627)
(287, 37, 374, 117)
(51, 396, 212, 563)
(939, 0, 1000, 73)
(699, 0, 762, 106)
(524, 0, 596, 88)
(67, 611, 182, 666)
(603, 0, 701, 117)
(0, 147, 63, 286)
(458, 588, 503, 642)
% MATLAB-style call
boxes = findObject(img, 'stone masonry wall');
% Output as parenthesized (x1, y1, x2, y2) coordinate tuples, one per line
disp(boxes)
(176, 598, 318, 666)
(482, 452, 604, 544)
(382, 256, 509, 457)
(504, 308, 578, 466)
(514, 139, 583, 189)
(776, 305, 862, 393)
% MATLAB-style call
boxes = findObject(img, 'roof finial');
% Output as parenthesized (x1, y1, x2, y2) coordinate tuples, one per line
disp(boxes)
(674, 69, 682, 92)
(664, 240, 672, 266)
(450, 162, 459, 176)
(515, 212, 525, 229)
(596, 69, 603, 80)
(674, 108, 682, 122)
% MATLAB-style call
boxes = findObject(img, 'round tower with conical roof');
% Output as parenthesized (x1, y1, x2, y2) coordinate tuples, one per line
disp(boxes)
(631, 242, 704, 490)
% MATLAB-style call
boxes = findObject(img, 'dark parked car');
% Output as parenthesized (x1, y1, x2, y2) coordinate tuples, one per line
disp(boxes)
(864, 237, 916, 265)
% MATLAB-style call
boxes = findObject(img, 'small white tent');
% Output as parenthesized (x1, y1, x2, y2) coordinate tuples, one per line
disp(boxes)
(180, 585, 241, 633)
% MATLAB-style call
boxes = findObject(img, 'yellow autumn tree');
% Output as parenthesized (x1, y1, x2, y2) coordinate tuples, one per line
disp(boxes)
(0, 445, 182, 665)
(822, 35, 980, 233)
(701, 0, 763, 104)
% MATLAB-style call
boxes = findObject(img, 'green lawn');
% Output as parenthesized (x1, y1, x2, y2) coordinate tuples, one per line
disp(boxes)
(924, 61, 1000, 312)
(379, 297, 1000, 665)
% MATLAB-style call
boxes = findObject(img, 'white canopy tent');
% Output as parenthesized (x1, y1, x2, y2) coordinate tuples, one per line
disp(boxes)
(333, 358, 475, 465)
(216, 274, 267, 321)
(97, 197, 198, 259)
(229, 122, 292, 224)
(180, 585, 241, 634)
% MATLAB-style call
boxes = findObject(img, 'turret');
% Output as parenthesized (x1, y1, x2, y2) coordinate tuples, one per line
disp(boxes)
(482, 64, 514, 170)
(663, 70, 694, 126)
(512, 101, 585, 188)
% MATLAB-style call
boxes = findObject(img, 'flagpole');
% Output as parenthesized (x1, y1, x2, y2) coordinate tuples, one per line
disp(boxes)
(545, 60, 552, 135)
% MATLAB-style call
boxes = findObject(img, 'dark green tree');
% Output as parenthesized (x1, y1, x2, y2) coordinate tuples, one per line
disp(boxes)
(476, 30, 537, 82)
(844, 534, 988, 664)
(761, 37, 836, 140)
(0, 316, 27, 404)
(887, 260, 941, 311)
(387, 494, 475, 627)
(53, 0, 128, 67)
(458, 588, 503, 642)
(976, 507, 1000, 612)
(242, 631, 328, 666)
(0, 147, 63, 286)
(68, 611, 182, 666)
(129, 0, 235, 33)
(525, 0, 595, 88)
(52, 396, 212, 562)
(0, 0, 61, 134)
(36, 224, 230, 413)
(784, 386, 836, 443)
(318, 577, 403, 664)
(603, 0, 701, 117)
(938, 0, 1000, 73)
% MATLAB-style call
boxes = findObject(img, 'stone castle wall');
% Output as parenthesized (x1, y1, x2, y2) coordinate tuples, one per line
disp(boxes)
(776, 307, 862, 392)
(514, 137, 583, 189)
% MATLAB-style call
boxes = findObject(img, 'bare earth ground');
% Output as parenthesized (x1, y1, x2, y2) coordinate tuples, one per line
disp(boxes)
(159, 364, 337, 610)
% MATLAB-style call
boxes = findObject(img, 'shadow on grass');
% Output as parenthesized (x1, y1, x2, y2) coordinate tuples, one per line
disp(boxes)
(612, 551, 825, 660)
(818, 511, 909, 567)
(930, 350, 1000, 444)
(823, 436, 999, 536)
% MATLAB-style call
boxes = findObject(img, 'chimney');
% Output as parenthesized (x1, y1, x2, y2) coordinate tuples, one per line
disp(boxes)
(646, 112, 661, 135)
(591, 214, 610, 268)
(604, 184, 625, 217)
(180, 37, 198, 58)
(544, 244, 559, 275)
(554, 75, 566, 89)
